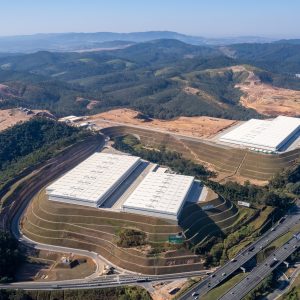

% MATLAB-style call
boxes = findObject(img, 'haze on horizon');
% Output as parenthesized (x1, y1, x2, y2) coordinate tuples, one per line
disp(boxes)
(0, 0, 299, 38)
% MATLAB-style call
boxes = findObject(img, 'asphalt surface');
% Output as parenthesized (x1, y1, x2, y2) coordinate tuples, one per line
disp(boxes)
(219, 235, 300, 300)
(178, 209, 300, 300)
(0, 270, 210, 290)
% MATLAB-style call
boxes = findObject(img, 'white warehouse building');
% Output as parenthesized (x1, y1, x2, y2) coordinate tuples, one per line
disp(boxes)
(46, 153, 141, 207)
(122, 172, 194, 221)
(219, 116, 300, 152)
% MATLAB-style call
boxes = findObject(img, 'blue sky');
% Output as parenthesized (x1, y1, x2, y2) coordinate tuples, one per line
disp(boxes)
(0, 0, 299, 37)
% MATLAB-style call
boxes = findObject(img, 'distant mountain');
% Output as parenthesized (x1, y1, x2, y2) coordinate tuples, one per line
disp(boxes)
(0, 37, 299, 120)
(227, 42, 300, 74)
(203, 36, 276, 45)
(0, 31, 205, 53)
(274, 39, 300, 45)
(0, 31, 279, 53)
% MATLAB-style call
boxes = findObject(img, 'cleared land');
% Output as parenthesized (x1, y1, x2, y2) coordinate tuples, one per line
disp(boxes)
(16, 251, 96, 282)
(88, 108, 237, 138)
(0, 108, 53, 132)
(233, 66, 300, 116)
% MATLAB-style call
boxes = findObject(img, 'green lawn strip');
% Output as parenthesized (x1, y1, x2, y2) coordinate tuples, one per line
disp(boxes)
(227, 238, 254, 258)
(251, 206, 275, 230)
(268, 232, 293, 249)
(201, 272, 248, 300)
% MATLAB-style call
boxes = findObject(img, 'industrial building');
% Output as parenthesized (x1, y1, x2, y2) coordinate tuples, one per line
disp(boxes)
(219, 116, 300, 152)
(46, 153, 141, 207)
(122, 172, 194, 220)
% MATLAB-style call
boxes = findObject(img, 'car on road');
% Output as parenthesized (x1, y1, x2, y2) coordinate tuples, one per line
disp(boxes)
(279, 217, 286, 224)
(231, 258, 237, 262)
(222, 272, 226, 276)
(210, 274, 216, 278)
(192, 292, 199, 297)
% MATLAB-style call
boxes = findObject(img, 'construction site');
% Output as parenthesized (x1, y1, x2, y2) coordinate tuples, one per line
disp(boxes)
(10, 112, 300, 276)
(100, 124, 300, 183)
(20, 144, 242, 275)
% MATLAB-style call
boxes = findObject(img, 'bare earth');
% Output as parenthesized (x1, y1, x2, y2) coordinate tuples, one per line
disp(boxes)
(0, 108, 50, 132)
(151, 279, 188, 300)
(16, 251, 96, 282)
(88, 108, 237, 138)
(233, 66, 300, 116)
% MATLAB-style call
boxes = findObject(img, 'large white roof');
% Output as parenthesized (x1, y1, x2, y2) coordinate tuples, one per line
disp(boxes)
(47, 153, 140, 204)
(122, 172, 194, 217)
(219, 116, 300, 151)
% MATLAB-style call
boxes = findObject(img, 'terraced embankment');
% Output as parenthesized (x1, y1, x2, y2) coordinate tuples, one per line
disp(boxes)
(22, 189, 239, 275)
(101, 126, 300, 181)
(1, 134, 104, 231)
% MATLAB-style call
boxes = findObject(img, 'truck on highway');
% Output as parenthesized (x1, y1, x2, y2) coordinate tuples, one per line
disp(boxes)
(270, 260, 279, 268)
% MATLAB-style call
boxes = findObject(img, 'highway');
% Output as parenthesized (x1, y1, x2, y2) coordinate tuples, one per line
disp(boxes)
(219, 235, 300, 300)
(178, 209, 300, 300)
(0, 270, 211, 291)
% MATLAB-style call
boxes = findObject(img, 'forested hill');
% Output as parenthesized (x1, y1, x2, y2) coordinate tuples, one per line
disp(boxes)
(0, 39, 299, 119)
(228, 42, 300, 74)
(0, 118, 92, 190)
(0, 118, 79, 169)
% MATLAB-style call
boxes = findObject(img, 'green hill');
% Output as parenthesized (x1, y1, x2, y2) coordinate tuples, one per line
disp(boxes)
(0, 40, 300, 119)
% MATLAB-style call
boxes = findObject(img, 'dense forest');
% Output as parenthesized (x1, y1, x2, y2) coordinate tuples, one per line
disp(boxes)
(0, 39, 299, 119)
(0, 118, 93, 192)
(0, 232, 23, 282)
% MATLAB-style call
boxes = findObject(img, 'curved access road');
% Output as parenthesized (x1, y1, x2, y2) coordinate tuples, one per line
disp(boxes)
(5, 134, 116, 278)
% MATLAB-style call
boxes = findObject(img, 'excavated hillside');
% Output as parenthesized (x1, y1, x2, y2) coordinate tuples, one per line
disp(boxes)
(22, 188, 239, 275)
(101, 126, 300, 183)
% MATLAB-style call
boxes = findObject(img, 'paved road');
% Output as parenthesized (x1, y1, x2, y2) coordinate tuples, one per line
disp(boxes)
(178, 209, 300, 300)
(93, 117, 231, 149)
(0, 270, 211, 290)
(6, 136, 115, 277)
(219, 235, 300, 300)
